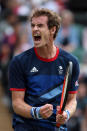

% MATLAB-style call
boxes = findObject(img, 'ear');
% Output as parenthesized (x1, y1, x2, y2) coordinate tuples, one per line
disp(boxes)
(50, 26, 56, 35)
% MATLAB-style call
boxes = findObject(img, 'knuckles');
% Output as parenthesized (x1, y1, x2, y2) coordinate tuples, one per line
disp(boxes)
(40, 104, 53, 119)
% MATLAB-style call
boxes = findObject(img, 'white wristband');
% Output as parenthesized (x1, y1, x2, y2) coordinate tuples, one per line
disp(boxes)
(64, 110, 70, 120)
(30, 107, 42, 119)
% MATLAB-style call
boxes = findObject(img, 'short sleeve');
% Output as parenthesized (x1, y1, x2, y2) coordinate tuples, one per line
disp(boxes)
(68, 59, 80, 94)
(9, 57, 26, 91)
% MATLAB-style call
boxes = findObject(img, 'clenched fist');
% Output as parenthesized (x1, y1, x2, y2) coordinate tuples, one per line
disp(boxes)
(56, 106, 67, 125)
(40, 104, 53, 119)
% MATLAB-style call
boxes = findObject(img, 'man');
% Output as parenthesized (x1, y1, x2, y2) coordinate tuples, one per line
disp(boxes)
(9, 8, 80, 131)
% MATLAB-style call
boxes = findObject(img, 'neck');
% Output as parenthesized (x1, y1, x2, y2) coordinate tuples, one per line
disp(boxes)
(35, 43, 57, 59)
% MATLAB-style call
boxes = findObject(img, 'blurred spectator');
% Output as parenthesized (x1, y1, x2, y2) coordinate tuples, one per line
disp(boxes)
(75, 74, 87, 131)
(12, 5, 33, 56)
(80, 104, 87, 131)
(13, 5, 31, 21)
(30, 0, 61, 13)
(30, 0, 45, 9)
(55, 0, 69, 11)
(0, 0, 8, 15)
(40, 0, 59, 13)
(82, 27, 87, 51)
(0, 8, 18, 48)
(6, 0, 21, 10)
(55, 9, 80, 52)
(13, 22, 31, 56)
(76, 74, 87, 115)
(0, 43, 12, 111)
(14, 4, 33, 47)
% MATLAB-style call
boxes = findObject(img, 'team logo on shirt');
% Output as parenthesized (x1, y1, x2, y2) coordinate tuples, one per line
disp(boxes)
(30, 67, 38, 72)
(58, 66, 63, 74)
(75, 80, 79, 86)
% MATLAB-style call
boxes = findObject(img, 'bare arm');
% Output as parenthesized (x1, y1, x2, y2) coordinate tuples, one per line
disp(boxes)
(12, 91, 53, 119)
(64, 93, 77, 117)
(56, 93, 77, 124)
(12, 91, 32, 118)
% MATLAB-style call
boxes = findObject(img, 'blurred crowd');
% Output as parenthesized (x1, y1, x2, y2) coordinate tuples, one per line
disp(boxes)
(0, 0, 87, 131)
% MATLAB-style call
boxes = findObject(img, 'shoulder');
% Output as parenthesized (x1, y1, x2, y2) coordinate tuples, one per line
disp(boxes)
(11, 48, 34, 63)
(9, 48, 34, 70)
(59, 48, 79, 68)
(15, 47, 34, 60)
(58, 48, 80, 81)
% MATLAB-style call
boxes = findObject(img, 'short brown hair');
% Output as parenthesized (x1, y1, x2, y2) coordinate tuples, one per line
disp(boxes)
(30, 8, 61, 39)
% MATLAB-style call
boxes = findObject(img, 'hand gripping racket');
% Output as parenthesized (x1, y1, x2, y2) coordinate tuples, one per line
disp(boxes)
(56, 61, 73, 127)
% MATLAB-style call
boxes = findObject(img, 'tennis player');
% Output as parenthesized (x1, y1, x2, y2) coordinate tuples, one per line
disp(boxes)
(9, 8, 80, 131)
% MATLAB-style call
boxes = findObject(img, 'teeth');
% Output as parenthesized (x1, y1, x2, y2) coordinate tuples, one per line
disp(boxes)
(34, 34, 40, 36)
(34, 35, 40, 37)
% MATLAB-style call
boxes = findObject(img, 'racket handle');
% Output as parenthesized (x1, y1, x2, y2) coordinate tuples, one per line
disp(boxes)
(56, 110, 62, 128)
(56, 123, 61, 128)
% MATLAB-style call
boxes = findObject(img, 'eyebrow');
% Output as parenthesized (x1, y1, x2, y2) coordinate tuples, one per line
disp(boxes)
(31, 23, 44, 26)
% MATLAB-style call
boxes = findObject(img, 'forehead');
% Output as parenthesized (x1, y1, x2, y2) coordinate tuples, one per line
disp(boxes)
(31, 16, 48, 24)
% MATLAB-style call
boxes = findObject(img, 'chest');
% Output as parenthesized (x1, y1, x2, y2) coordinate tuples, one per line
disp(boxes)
(25, 59, 66, 94)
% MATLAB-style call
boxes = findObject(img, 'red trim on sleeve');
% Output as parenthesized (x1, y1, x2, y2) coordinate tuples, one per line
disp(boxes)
(68, 91, 77, 94)
(10, 88, 26, 91)
(34, 47, 59, 62)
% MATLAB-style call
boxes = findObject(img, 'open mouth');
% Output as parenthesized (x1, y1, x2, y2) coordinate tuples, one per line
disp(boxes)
(34, 35, 41, 41)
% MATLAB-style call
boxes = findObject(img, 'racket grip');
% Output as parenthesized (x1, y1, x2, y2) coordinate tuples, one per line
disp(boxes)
(56, 110, 62, 128)
(56, 123, 61, 128)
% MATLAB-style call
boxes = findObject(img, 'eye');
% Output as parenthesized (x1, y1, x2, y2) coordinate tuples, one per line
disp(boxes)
(38, 24, 43, 27)
(31, 24, 35, 28)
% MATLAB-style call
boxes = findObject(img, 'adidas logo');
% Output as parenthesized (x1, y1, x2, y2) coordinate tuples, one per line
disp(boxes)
(30, 67, 38, 72)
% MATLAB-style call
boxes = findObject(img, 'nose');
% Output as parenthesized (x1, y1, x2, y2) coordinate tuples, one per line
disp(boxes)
(33, 25, 38, 31)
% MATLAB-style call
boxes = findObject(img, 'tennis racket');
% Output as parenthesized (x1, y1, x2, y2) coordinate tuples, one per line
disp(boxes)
(56, 61, 73, 127)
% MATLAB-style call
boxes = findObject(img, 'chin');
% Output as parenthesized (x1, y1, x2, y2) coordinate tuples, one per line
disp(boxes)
(34, 42, 41, 48)
(34, 41, 46, 48)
